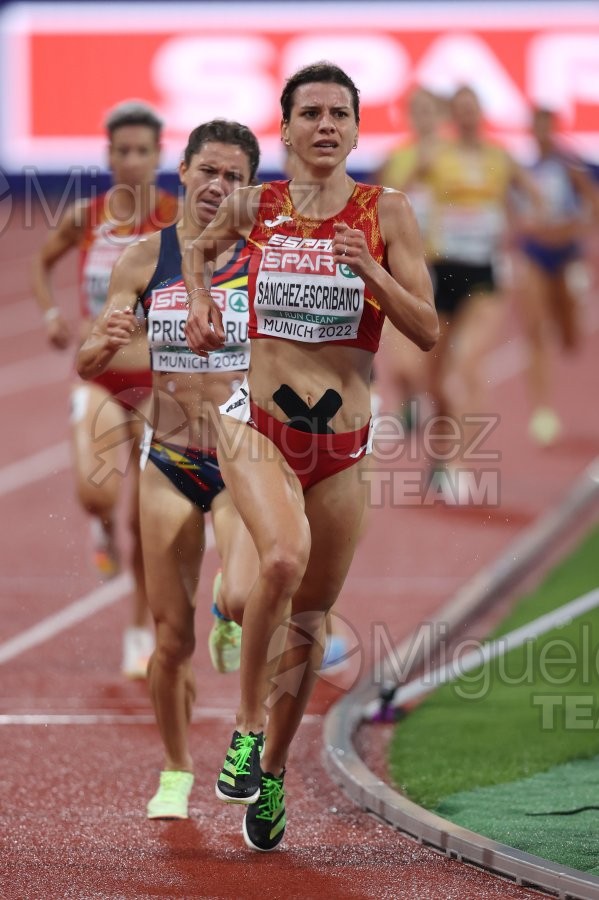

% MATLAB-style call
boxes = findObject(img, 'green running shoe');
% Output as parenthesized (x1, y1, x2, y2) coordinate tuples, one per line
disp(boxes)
(243, 769, 286, 852)
(529, 406, 562, 447)
(209, 570, 242, 674)
(146, 770, 194, 819)
(215, 730, 264, 804)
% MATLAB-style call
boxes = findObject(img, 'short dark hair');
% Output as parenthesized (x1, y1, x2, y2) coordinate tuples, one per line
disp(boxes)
(451, 85, 479, 105)
(104, 100, 164, 142)
(183, 119, 261, 182)
(532, 106, 555, 122)
(280, 61, 360, 124)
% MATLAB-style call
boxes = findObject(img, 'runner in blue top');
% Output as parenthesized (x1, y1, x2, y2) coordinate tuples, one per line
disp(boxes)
(514, 106, 599, 445)
(76, 119, 261, 821)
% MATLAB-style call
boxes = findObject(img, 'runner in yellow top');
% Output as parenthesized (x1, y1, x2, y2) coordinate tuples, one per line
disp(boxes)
(424, 86, 543, 503)
(376, 86, 445, 430)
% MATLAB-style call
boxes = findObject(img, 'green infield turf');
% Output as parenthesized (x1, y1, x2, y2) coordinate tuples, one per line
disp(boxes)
(388, 523, 599, 871)
(437, 755, 599, 875)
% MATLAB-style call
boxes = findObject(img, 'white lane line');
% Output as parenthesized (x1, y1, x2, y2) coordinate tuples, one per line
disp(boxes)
(0, 524, 215, 665)
(0, 352, 71, 398)
(349, 575, 461, 592)
(0, 711, 322, 726)
(0, 441, 71, 497)
(0, 573, 132, 664)
(386, 588, 599, 710)
(0, 292, 77, 340)
(0, 299, 47, 339)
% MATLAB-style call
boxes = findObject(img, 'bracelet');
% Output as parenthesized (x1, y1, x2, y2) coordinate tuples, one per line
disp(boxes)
(185, 288, 213, 309)
(44, 307, 60, 323)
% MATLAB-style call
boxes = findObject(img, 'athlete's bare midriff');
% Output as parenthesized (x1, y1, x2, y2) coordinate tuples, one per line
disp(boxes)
(152, 368, 245, 448)
(247, 337, 373, 433)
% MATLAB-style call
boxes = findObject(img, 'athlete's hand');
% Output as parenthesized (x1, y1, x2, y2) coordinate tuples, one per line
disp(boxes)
(332, 222, 373, 279)
(45, 310, 71, 350)
(102, 308, 136, 350)
(184, 293, 225, 356)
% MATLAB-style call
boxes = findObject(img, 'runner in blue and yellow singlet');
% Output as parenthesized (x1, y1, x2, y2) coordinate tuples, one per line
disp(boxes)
(32, 101, 179, 677)
(77, 119, 261, 822)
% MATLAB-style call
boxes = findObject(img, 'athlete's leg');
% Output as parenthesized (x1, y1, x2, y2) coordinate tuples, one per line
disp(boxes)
(549, 267, 581, 352)
(424, 315, 457, 463)
(380, 317, 428, 425)
(513, 255, 552, 410)
(70, 382, 126, 569)
(124, 410, 150, 627)
(452, 290, 504, 411)
(211, 489, 259, 625)
(448, 290, 504, 462)
(260, 462, 367, 776)
(141, 461, 205, 772)
(216, 415, 311, 735)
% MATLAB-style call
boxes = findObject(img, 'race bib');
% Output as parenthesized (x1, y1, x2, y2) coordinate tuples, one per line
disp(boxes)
(437, 206, 504, 264)
(254, 234, 365, 343)
(82, 226, 136, 318)
(148, 283, 250, 373)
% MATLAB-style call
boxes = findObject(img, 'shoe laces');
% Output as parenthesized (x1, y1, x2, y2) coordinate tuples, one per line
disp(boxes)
(256, 777, 284, 821)
(234, 734, 259, 775)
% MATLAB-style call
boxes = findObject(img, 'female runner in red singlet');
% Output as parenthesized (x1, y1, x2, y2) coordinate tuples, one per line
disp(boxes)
(184, 62, 438, 852)
(32, 101, 179, 677)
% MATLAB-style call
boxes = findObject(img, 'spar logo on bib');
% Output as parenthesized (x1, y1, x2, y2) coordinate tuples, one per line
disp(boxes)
(211, 289, 226, 312)
(263, 235, 337, 277)
(229, 291, 248, 313)
(152, 286, 188, 309)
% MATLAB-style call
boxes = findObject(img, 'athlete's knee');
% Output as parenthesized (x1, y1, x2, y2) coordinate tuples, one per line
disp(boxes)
(219, 576, 247, 625)
(153, 619, 195, 668)
(261, 537, 310, 597)
(77, 488, 115, 519)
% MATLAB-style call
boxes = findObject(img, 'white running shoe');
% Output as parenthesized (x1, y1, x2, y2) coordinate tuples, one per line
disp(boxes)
(122, 626, 154, 679)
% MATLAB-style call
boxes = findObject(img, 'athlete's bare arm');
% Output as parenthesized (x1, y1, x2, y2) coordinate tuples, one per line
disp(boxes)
(184, 186, 260, 354)
(331, 189, 438, 351)
(569, 163, 599, 223)
(76, 233, 159, 380)
(508, 155, 548, 236)
(31, 199, 89, 349)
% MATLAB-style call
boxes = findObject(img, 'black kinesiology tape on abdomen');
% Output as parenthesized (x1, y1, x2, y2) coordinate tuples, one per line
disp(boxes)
(273, 384, 342, 434)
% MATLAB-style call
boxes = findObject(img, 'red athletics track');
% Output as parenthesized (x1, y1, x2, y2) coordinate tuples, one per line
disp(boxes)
(1, 203, 598, 899)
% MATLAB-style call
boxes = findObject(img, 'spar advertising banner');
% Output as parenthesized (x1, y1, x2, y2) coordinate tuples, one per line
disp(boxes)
(0, 1, 598, 174)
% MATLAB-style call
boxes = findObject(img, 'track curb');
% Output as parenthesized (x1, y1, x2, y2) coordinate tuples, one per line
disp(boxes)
(323, 457, 599, 900)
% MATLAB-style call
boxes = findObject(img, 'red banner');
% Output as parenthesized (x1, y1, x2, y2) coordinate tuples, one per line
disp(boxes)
(1, 2, 598, 171)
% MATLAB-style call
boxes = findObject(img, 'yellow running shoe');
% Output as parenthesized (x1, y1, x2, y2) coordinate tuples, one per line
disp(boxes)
(208, 571, 242, 674)
(147, 770, 194, 820)
(528, 407, 562, 447)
